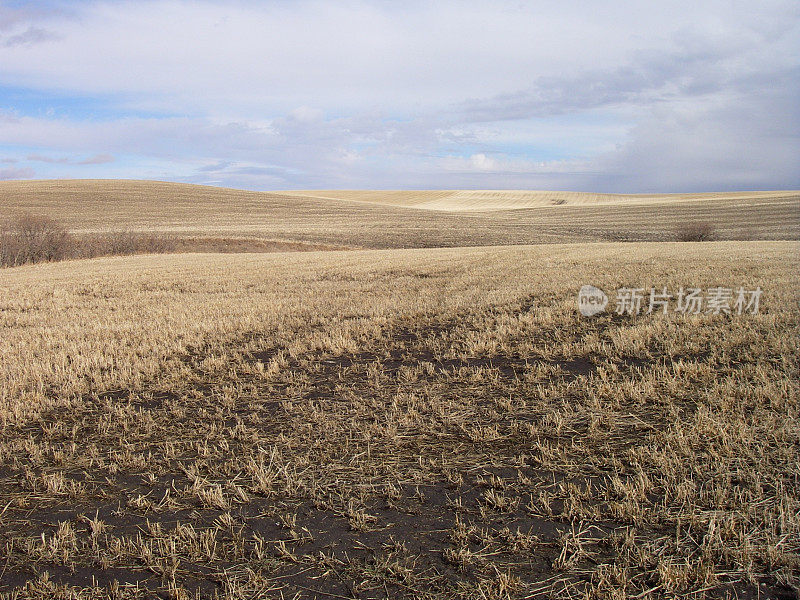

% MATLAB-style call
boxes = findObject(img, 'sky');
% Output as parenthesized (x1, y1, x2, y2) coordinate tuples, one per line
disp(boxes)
(0, 0, 798, 192)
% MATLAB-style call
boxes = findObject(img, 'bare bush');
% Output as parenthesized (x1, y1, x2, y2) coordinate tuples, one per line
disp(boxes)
(77, 231, 177, 258)
(0, 213, 74, 267)
(0, 214, 182, 268)
(676, 222, 715, 242)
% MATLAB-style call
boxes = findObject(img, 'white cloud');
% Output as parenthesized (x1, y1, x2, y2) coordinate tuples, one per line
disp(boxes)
(288, 107, 324, 123)
(469, 154, 497, 171)
(441, 153, 590, 176)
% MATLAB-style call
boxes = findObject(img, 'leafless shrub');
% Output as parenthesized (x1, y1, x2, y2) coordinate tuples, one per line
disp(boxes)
(0, 213, 74, 267)
(676, 222, 715, 242)
(77, 231, 177, 258)
(0, 215, 181, 268)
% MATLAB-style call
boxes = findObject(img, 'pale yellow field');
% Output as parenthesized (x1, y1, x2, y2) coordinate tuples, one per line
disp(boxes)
(286, 189, 800, 211)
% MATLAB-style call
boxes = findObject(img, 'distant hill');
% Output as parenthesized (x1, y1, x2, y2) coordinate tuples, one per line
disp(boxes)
(2, 179, 798, 248)
(284, 189, 800, 211)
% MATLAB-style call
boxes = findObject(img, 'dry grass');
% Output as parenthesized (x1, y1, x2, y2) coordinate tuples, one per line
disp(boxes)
(1, 180, 798, 247)
(0, 241, 797, 599)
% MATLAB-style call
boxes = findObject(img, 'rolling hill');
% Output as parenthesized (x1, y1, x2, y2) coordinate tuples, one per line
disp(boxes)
(1, 179, 798, 249)
(284, 189, 800, 211)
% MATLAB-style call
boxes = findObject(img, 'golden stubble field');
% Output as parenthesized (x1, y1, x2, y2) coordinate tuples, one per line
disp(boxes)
(0, 241, 798, 599)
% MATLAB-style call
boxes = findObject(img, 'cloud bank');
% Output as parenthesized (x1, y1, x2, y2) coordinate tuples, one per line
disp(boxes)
(0, 0, 797, 191)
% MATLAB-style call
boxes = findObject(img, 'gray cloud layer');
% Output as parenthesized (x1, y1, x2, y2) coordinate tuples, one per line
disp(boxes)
(0, 0, 797, 191)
